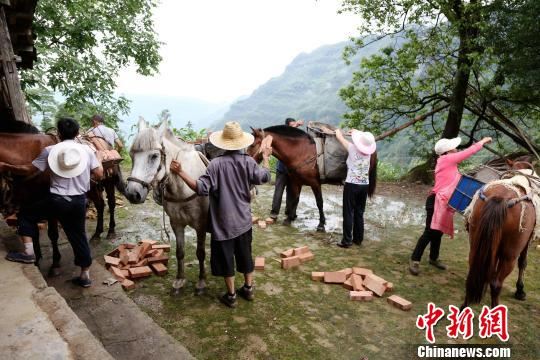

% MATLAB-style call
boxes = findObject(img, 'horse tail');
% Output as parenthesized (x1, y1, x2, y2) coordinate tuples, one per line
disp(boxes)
(368, 151, 377, 198)
(465, 196, 506, 305)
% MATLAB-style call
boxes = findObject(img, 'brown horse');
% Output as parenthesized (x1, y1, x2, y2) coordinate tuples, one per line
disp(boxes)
(247, 125, 377, 232)
(0, 121, 124, 272)
(463, 160, 538, 308)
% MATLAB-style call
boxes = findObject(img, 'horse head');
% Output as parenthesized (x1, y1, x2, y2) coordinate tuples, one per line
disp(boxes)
(247, 127, 264, 163)
(125, 118, 169, 204)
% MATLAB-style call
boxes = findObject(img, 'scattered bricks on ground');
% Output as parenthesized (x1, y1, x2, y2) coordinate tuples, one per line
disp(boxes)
(387, 295, 412, 311)
(255, 257, 265, 270)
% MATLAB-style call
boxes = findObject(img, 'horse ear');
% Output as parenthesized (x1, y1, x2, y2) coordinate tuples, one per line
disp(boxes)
(157, 119, 168, 137)
(250, 126, 256, 134)
(138, 116, 147, 131)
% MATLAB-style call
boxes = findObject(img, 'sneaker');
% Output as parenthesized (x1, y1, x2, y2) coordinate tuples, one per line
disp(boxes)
(71, 276, 92, 288)
(5, 251, 35, 264)
(429, 259, 448, 270)
(219, 292, 237, 308)
(337, 242, 352, 249)
(409, 260, 420, 276)
(237, 285, 254, 301)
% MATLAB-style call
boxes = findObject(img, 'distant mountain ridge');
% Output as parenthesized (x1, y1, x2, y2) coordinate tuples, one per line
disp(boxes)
(212, 37, 396, 130)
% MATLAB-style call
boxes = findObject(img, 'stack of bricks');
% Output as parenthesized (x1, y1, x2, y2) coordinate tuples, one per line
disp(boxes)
(251, 216, 276, 229)
(104, 239, 170, 291)
(280, 246, 314, 269)
(311, 266, 412, 310)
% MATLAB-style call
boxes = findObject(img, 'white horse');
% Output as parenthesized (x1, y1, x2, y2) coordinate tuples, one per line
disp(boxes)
(125, 118, 209, 295)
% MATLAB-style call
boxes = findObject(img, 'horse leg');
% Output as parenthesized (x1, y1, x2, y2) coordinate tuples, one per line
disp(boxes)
(88, 186, 104, 241)
(172, 224, 187, 296)
(310, 183, 325, 232)
(47, 218, 62, 277)
(105, 180, 117, 239)
(490, 259, 514, 308)
(195, 229, 207, 295)
(284, 181, 301, 225)
(514, 245, 529, 301)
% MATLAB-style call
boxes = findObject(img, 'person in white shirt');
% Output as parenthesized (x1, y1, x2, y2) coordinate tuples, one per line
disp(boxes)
(1, 118, 103, 288)
(89, 114, 123, 150)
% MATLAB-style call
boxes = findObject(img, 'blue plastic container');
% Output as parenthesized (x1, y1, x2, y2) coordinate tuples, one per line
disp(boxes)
(448, 175, 485, 214)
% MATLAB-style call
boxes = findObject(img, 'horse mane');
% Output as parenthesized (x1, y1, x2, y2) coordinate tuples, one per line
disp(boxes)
(0, 119, 39, 134)
(130, 128, 161, 152)
(264, 125, 315, 144)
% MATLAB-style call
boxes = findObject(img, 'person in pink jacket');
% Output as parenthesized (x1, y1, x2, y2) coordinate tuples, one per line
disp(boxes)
(409, 136, 492, 275)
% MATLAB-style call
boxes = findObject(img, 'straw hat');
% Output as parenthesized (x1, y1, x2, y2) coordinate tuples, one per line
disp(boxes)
(351, 130, 376, 155)
(48, 142, 88, 178)
(209, 121, 254, 150)
(434, 137, 461, 155)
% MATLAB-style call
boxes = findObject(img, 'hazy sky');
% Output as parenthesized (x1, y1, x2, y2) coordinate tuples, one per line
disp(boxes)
(116, 0, 360, 104)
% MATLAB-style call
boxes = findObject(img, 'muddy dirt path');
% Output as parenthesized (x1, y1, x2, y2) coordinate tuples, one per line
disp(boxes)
(28, 182, 540, 359)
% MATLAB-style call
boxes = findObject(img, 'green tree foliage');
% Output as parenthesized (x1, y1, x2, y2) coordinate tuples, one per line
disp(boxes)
(21, 0, 162, 125)
(339, 0, 540, 156)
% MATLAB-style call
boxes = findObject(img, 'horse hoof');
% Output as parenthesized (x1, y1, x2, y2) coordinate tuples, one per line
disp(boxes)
(106, 232, 116, 240)
(172, 278, 187, 290)
(90, 234, 101, 241)
(48, 266, 62, 277)
(195, 287, 206, 296)
(316, 225, 326, 233)
(170, 287, 184, 297)
(515, 291, 526, 301)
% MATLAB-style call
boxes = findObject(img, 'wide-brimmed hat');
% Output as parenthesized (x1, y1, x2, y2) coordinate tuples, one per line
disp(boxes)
(209, 121, 254, 150)
(48, 142, 88, 178)
(434, 137, 461, 155)
(351, 130, 376, 155)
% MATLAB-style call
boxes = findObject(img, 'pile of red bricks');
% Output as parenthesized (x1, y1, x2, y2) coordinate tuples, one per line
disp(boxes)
(280, 246, 314, 269)
(104, 239, 170, 290)
(312, 267, 412, 311)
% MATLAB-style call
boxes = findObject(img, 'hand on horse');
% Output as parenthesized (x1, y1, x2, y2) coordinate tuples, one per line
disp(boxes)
(481, 137, 493, 145)
(170, 160, 182, 175)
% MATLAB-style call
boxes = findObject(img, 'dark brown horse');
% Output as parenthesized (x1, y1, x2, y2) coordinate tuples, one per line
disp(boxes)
(247, 125, 377, 232)
(0, 121, 124, 272)
(463, 160, 538, 308)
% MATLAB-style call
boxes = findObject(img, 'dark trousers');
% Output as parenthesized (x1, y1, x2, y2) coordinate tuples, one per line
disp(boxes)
(18, 194, 92, 268)
(270, 170, 293, 218)
(342, 182, 368, 245)
(411, 193, 443, 262)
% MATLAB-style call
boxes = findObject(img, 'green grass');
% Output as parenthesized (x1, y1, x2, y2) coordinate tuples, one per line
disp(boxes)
(93, 184, 540, 359)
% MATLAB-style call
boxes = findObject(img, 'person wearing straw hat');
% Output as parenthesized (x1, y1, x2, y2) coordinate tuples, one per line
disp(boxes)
(409, 136, 492, 276)
(335, 129, 377, 248)
(170, 121, 272, 308)
(2, 118, 103, 288)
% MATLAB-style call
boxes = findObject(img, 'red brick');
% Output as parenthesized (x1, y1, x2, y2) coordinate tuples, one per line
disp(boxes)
(311, 272, 325, 281)
(147, 255, 169, 265)
(350, 274, 364, 291)
(363, 274, 386, 296)
(293, 246, 309, 256)
(107, 246, 121, 257)
(342, 278, 354, 290)
(104, 255, 120, 267)
(150, 262, 168, 276)
(128, 252, 138, 264)
(264, 217, 275, 225)
(387, 295, 412, 311)
(368, 273, 388, 285)
(281, 256, 300, 269)
(254, 257, 265, 270)
(135, 258, 148, 267)
(121, 269, 130, 278)
(109, 266, 126, 281)
(385, 282, 394, 292)
(298, 252, 314, 263)
(121, 279, 136, 290)
(324, 271, 347, 284)
(280, 249, 294, 258)
(152, 244, 171, 252)
(128, 266, 153, 278)
(123, 243, 135, 249)
(138, 242, 152, 260)
(338, 268, 353, 277)
(257, 220, 267, 229)
(350, 290, 373, 301)
(352, 267, 373, 278)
